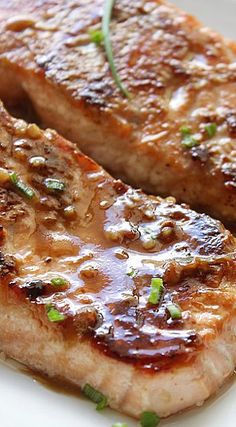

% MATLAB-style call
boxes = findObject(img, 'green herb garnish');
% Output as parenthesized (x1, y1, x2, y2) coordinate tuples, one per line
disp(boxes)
(127, 267, 137, 278)
(88, 28, 104, 45)
(167, 303, 182, 320)
(180, 126, 199, 149)
(44, 178, 65, 192)
(10, 172, 35, 199)
(140, 411, 160, 427)
(51, 277, 67, 287)
(180, 126, 191, 136)
(112, 424, 128, 427)
(102, 0, 130, 98)
(46, 305, 66, 322)
(182, 135, 199, 148)
(83, 383, 108, 411)
(148, 278, 164, 305)
(205, 123, 217, 138)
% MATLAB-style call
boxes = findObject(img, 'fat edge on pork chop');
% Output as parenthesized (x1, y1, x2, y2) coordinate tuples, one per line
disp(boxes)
(1, 1, 236, 223)
(0, 102, 236, 419)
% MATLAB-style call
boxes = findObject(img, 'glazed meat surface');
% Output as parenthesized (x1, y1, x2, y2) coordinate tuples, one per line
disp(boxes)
(0, 103, 236, 418)
(0, 1, 236, 222)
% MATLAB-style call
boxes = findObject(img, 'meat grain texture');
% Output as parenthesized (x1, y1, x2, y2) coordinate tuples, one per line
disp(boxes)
(1, 1, 236, 221)
(0, 103, 236, 418)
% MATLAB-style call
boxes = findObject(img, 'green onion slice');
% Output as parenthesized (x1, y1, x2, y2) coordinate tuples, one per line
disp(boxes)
(112, 423, 128, 427)
(44, 178, 65, 192)
(182, 135, 199, 149)
(46, 304, 66, 322)
(140, 411, 160, 427)
(88, 28, 104, 44)
(205, 123, 217, 138)
(83, 383, 108, 411)
(148, 278, 164, 305)
(180, 126, 191, 136)
(180, 126, 199, 148)
(102, 0, 130, 98)
(10, 172, 35, 199)
(51, 277, 67, 287)
(127, 267, 137, 278)
(167, 303, 182, 320)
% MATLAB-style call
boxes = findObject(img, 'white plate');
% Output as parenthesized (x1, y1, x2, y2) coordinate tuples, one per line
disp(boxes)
(1, 1, 236, 426)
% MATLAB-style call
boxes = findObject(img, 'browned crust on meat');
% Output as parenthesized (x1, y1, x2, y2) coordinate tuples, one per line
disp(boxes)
(1, 282, 236, 419)
(0, 102, 235, 376)
(1, 1, 236, 221)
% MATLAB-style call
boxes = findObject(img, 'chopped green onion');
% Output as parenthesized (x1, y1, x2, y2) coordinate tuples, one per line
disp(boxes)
(112, 424, 128, 427)
(140, 411, 160, 427)
(180, 126, 199, 148)
(127, 267, 137, 278)
(205, 123, 217, 138)
(102, 0, 130, 98)
(9, 172, 19, 184)
(51, 277, 67, 287)
(44, 178, 65, 192)
(167, 303, 182, 320)
(83, 383, 108, 411)
(46, 304, 66, 322)
(182, 135, 199, 149)
(9, 172, 35, 199)
(180, 126, 191, 136)
(148, 278, 164, 305)
(88, 28, 104, 45)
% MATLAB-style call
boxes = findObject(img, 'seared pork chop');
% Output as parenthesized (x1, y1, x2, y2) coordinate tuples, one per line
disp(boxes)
(0, 102, 236, 419)
(0, 1, 236, 222)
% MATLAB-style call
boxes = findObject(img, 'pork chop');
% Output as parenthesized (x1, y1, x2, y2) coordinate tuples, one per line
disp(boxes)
(0, 102, 236, 419)
(0, 1, 236, 222)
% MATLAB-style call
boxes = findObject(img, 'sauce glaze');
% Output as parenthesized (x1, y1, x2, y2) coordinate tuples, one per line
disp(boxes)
(0, 104, 236, 371)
